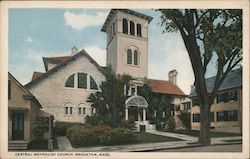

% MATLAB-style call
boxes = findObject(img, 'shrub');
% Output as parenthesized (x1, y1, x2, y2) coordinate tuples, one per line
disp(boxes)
(166, 117, 176, 132)
(85, 115, 100, 126)
(93, 121, 111, 135)
(179, 112, 191, 130)
(70, 127, 99, 147)
(120, 118, 136, 130)
(99, 128, 136, 145)
(33, 117, 49, 140)
(54, 121, 84, 136)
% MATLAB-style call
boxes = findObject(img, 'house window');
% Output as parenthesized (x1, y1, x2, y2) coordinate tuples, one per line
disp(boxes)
(134, 50, 139, 65)
(91, 108, 95, 115)
(217, 92, 229, 103)
(123, 19, 128, 34)
(192, 98, 200, 107)
(183, 102, 191, 110)
(210, 112, 215, 122)
(65, 107, 68, 114)
(217, 111, 225, 121)
(175, 105, 180, 111)
(130, 21, 135, 35)
(127, 49, 132, 64)
(136, 23, 142, 37)
(229, 90, 238, 101)
(83, 108, 86, 115)
(78, 73, 87, 89)
(79, 108, 82, 115)
(65, 74, 75, 88)
(8, 80, 11, 99)
(192, 114, 200, 122)
(228, 110, 238, 121)
(112, 23, 115, 36)
(70, 107, 73, 114)
(90, 76, 98, 90)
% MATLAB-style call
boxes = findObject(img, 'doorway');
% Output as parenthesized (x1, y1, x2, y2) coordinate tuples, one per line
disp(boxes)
(12, 112, 24, 140)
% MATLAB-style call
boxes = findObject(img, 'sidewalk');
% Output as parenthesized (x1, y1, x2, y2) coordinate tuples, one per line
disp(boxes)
(54, 131, 242, 152)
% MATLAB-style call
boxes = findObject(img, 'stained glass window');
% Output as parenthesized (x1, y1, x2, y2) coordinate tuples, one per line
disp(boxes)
(65, 74, 75, 88)
(90, 76, 98, 90)
(78, 73, 87, 89)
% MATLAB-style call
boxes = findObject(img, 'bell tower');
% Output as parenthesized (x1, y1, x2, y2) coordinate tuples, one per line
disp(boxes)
(101, 9, 152, 79)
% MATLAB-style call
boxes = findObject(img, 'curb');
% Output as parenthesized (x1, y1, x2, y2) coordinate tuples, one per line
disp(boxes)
(132, 142, 242, 152)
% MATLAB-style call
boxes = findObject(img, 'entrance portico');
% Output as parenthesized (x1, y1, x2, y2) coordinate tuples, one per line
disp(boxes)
(125, 95, 155, 131)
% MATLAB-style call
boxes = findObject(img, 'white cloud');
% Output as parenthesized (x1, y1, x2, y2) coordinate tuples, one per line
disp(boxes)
(64, 11, 108, 30)
(26, 37, 33, 43)
(84, 46, 106, 66)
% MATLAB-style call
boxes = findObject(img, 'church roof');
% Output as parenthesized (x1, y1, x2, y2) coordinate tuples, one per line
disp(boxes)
(43, 56, 71, 71)
(189, 68, 242, 98)
(148, 79, 186, 96)
(26, 49, 103, 88)
(101, 9, 153, 32)
(32, 71, 44, 81)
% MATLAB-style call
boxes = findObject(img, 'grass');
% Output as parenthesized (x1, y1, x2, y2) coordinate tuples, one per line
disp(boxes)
(173, 130, 242, 138)
(134, 132, 182, 144)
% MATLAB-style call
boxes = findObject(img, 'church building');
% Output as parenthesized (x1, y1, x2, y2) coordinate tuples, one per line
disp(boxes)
(25, 9, 185, 131)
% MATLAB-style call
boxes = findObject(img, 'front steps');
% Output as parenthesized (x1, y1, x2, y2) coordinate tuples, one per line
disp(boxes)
(8, 140, 29, 150)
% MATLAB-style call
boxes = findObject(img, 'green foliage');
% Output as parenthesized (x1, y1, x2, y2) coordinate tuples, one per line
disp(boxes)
(99, 128, 136, 145)
(92, 121, 112, 135)
(120, 118, 136, 130)
(85, 115, 101, 126)
(32, 117, 49, 140)
(54, 121, 84, 136)
(166, 117, 176, 132)
(179, 111, 191, 130)
(70, 127, 99, 147)
(88, 66, 131, 127)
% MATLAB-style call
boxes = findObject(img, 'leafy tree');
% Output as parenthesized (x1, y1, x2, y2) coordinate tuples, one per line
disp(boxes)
(88, 66, 131, 127)
(33, 117, 49, 141)
(157, 9, 242, 145)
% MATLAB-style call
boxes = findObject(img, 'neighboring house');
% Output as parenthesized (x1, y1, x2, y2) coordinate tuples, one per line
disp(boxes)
(173, 97, 191, 130)
(8, 73, 53, 150)
(189, 68, 242, 133)
(25, 9, 185, 132)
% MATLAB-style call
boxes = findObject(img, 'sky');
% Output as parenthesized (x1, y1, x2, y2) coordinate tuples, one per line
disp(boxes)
(9, 8, 197, 94)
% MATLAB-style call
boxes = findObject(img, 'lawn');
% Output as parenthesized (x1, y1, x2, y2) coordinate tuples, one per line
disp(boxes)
(134, 132, 182, 144)
(173, 130, 241, 138)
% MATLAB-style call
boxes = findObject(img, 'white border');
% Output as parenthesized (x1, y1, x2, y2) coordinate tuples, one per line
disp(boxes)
(0, 1, 249, 159)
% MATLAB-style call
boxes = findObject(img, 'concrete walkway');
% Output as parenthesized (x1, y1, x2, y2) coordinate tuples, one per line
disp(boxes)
(56, 136, 73, 151)
(147, 130, 198, 141)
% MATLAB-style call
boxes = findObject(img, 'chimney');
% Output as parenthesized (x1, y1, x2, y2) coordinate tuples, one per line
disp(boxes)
(168, 69, 178, 84)
(71, 46, 78, 56)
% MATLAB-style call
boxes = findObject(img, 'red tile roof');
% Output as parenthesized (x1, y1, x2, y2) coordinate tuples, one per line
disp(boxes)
(43, 56, 71, 64)
(32, 72, 44, 81)
(148, 79, 185, 96)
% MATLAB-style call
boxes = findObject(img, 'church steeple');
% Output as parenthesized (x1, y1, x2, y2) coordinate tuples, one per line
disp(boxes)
(101, 9, 153, 79)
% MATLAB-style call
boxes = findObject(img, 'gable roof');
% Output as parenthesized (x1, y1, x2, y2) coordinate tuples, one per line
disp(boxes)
(43, 56, 71, 72)
(32, 71, 44, 81)
(26, 49, 103, 88)
(8, 72, 42, 108)
(148, 79, 185, 96)
(189, 68, 242, 97)
(101, 9, 153, 32)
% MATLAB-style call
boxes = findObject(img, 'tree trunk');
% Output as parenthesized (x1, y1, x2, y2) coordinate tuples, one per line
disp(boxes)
(199, 102, 211, 145)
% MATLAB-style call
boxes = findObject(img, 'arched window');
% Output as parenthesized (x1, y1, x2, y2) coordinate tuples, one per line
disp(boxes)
(130, 21, 135, 35)
(78, 73, 87, 89)
(65, 73, 99, 90)
(65, 102, 74, 115)
(123, 19, 128, 34)
(137, 23, 142, 37)
(90, 76, 98, 90)
(65, 74, 75, 88)
(134, 50, 139, 65)
(127, 49, 132, 64)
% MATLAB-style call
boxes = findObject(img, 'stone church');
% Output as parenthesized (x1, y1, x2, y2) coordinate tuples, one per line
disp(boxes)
(25, 9, 185, 131)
